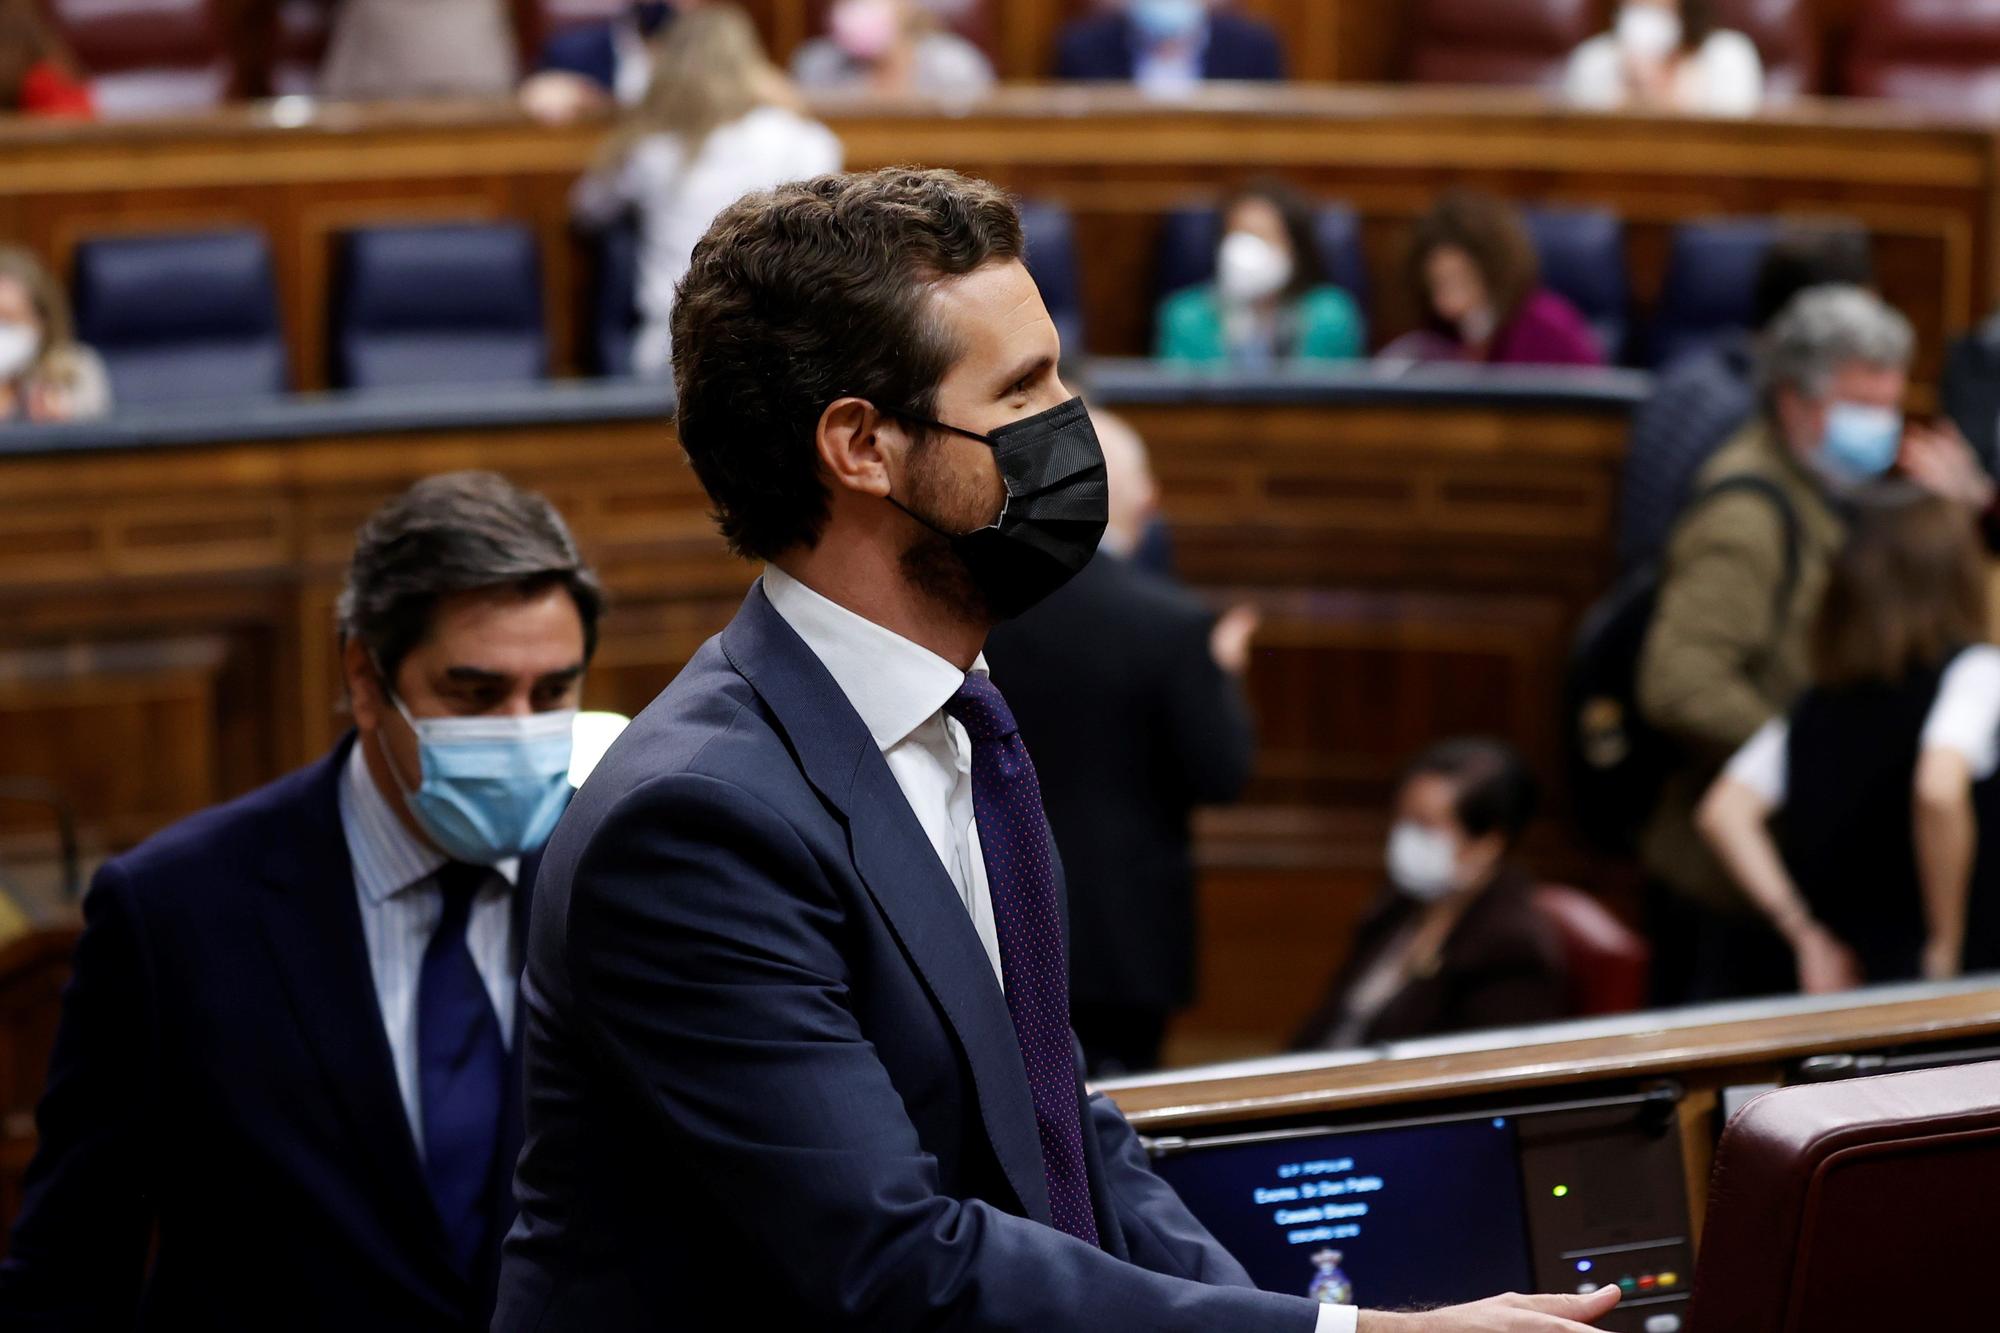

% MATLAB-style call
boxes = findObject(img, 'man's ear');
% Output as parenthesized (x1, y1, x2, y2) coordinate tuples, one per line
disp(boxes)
(343, 637, 386, 736)
(815, 396, 897, 500)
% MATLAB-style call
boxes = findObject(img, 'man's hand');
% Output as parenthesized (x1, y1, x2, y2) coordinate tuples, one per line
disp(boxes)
(1357, 1285, 1622, 1331)
(1209, 604, 1262, 677)
(1902, 422, 1998, 511)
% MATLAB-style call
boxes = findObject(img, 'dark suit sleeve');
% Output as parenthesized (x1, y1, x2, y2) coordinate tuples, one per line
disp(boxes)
(1085, 1092, 1259, 1288)
(563, 772, 1313, 1332)
(1159, 608, 1256, 807)
(1053, 19, 1118, 81)
(0, 864, 159, 1327)
(535, 27, 615, 87)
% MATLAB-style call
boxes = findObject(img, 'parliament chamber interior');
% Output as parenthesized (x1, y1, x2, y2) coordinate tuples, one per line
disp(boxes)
(4, 1, 2000, 1330)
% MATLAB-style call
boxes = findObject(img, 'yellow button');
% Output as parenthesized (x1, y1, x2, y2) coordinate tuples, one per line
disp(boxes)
(1657, 1272, 1679, 1288)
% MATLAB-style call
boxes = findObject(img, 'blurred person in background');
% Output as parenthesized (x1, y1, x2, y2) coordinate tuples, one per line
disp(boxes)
(1154, 179, 1365, 369)
(521, 0, 685, 124)
(0, 0, 93, 118)
(1292, 739, 1568, 1050)
(1636, 286, 1945, 1003)
(791, 0, 995, 99)
(1056, 0, 1285, 96)
(1618, 221, 1875, 571)
(571, 5, 841, 378)
(1381, 190, 1604, 369)
(985, 407, 1259, 1076)
(0, 472, 600, 1330)
(0, 246, 110, 425)
(1698, 486, 1998, 990)
(1565, 0, 1765, 116)
(321, 0, 518, 100)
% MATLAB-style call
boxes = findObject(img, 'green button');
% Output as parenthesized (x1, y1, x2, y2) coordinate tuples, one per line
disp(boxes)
(1619, 1278, 1639, 1293)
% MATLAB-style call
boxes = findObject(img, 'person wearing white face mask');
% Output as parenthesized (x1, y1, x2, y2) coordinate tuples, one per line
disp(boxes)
(1564, 0, 1765, 117)
(0, 472, 602, 1328)
(791, 0, 995, 99)
(1154, 179, 1364, 368)
(1292, 739, 1568, 1051)
(0, 245, 109, 426)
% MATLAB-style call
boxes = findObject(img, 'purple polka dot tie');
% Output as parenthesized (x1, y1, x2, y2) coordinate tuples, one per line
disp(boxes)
(946, 672, 1100, 1248)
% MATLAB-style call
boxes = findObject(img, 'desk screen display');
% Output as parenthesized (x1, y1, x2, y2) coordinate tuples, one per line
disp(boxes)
(1151, 1117, 1534, 1310)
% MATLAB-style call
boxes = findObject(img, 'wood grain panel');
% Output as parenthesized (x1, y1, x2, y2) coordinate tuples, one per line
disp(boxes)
(0, 89, 1993, 385)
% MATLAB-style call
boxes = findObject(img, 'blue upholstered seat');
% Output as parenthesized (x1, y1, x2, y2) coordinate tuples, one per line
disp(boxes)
(333, 223, 549, 391)
(71, 229, 289, 407)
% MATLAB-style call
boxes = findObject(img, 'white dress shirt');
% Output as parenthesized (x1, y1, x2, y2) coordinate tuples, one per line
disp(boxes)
(763, 566, 1004, 982)
(762, 569, 1356, 1333)
(337, 743, 521, 1158)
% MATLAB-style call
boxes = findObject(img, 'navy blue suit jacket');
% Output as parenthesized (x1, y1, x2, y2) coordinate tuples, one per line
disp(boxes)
(1054, 12, 1286, 82)
(495, 583, 1312, 1330)
(0, 736, 531, 1331)
(537, 25, 619, 91)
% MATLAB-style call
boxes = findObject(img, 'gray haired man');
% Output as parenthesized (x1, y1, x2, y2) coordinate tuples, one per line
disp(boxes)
(1634, 285, 1937, 1002)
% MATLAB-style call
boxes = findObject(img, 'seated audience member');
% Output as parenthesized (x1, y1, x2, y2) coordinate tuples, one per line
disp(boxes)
(985, 408, 1259, 1077)
(0, 472, 601, 1328)
(1382, 190, 1605, 368)
(521, 0, 682, 124)
(320, 0, 519, 100)
(1638, 286, 1936, 1002)
(1154, 179, 1366, 368)
(1293, 739, 1568, 1050)
(1699, 486, 1998, 990)
(572, 5, 841, 378)
(0, 247, 110, 425)
(1055, 0, 1285, 96)
(1565, 0, 1764, 116)
(0, 0, 93, 118)
(1618, 221, 1875, 570)
(791, 0, 995, 99)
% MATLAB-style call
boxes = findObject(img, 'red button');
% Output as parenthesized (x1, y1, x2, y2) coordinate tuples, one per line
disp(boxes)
(1638, 1276, 1658, 1290)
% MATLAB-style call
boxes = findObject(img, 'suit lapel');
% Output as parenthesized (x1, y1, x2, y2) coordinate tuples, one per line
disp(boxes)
(251, 738, 464, 1293)
(720, 583, 1055, 1226)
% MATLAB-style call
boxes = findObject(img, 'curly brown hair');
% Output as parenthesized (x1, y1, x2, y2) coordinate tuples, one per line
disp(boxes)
(670, 167, 1025, 562)
(1404, 188, 1540, 331)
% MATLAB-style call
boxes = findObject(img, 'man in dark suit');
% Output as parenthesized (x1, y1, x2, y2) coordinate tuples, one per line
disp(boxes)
(0, 472, 602, 1331)
(985, 408, 1259, 1076)
(495, 167, 1618, 1333)
(1055, 0, 1286, 88)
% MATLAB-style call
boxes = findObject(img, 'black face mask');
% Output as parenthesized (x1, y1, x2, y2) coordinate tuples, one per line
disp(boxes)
(885, 395, 1109, 621)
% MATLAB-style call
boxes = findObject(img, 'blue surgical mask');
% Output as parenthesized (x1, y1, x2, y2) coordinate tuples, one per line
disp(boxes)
(384, 694, 577, 866)
(1131, 0, 1204, 43)
(1819, 401, 1903, 484)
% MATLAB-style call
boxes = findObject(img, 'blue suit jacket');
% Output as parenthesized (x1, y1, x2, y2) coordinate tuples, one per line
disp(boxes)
(0, 736, 531, 1331)
(1054, 12, 1286, 82)
(494, 583, 1313, 1330)
(537, 25, 619, 91)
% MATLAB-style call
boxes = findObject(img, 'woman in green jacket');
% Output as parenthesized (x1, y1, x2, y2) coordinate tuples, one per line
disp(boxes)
(1154, 179, 1366, 367)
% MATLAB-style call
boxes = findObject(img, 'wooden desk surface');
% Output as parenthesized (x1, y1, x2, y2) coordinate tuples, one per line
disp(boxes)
(1, 87, 1992, 387)
(1103, 980, 2000, 1130)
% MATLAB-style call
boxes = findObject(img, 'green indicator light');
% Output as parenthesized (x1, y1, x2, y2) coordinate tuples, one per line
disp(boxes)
(1552, 1185, 1569, 1198)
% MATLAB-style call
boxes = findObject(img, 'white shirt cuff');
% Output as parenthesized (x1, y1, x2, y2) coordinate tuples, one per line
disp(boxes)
(1315, 1304, 1359, 1333)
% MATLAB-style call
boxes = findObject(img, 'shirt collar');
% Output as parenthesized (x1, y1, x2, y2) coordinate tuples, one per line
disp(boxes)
(337, 740, 519, 905)
(762, 565, 987, 753)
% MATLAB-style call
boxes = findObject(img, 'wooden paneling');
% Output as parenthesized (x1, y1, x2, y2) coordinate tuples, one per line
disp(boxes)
(0, 389, 1626, 1070)
(1, 89, 1995, 387)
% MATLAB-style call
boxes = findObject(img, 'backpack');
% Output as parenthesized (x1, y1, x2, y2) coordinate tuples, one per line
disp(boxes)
(1565, 476, 1801, 854)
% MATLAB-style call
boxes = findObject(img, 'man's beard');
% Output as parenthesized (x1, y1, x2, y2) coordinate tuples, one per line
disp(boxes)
(897, 432, 995, 624)
(899, 525, 992, 625)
